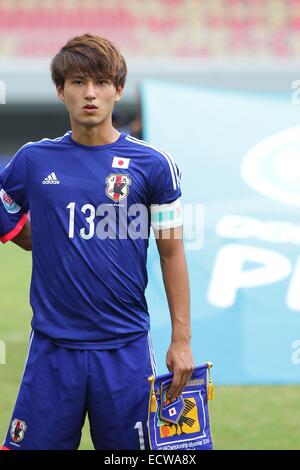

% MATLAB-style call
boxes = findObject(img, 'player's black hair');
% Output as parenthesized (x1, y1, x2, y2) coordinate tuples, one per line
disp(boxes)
(50, 33, 127, 90)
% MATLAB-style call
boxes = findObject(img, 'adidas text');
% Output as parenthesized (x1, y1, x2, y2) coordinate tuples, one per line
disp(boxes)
(42, 173, 60, 185)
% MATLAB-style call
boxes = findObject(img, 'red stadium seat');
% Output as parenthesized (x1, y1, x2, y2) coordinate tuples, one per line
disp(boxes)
(0, 0, 299, 58)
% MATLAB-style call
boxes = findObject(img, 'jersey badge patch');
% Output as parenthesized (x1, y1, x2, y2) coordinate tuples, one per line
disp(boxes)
(0, 189, 21, 214)
(105, 174, 132, 202)
(10, 418, 27, 443)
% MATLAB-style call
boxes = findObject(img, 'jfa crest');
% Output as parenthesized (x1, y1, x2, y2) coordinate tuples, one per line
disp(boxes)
(10, 418, 27, 443)
(105, 173, 131, 202)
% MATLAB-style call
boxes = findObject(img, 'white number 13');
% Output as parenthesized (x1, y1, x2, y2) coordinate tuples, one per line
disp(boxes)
(66, 202, 96, 240)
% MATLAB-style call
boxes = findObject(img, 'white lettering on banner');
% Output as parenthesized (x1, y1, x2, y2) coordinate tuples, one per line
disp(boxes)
(216, 214, 300, 245)
(291, 340, 300, 365)
(207, 244, 291, 308)
(286, 256, 300, 311)
(241, 126, 300, 207)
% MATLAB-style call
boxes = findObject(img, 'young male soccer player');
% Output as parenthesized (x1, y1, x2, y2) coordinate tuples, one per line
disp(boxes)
(0, 34, 194, 450)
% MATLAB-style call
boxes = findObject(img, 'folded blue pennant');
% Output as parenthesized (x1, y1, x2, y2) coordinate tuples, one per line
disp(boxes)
(147, 363, 214, 450)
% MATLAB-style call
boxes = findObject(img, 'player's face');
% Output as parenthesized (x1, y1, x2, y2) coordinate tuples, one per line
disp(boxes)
(57, 77, 122, 128)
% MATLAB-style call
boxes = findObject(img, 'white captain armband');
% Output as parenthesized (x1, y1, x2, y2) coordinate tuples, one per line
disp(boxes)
(150, 198, 183, 231)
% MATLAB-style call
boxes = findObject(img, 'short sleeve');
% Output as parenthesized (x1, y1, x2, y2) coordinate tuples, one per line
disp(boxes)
(0, 149, 29, 243)
(149, 152, 182, 205)
(0, 148, 29, 210)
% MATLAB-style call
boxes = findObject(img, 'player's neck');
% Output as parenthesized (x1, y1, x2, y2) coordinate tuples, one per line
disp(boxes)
(71, 123, 121, 147)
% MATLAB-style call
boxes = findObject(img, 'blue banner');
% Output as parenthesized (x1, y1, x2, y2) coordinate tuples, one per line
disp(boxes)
(147, 364, 213, 450)
(142, 80, 300, 384)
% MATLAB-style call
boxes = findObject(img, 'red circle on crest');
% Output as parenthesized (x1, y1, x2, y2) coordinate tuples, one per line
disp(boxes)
(161, 425, 170, 437)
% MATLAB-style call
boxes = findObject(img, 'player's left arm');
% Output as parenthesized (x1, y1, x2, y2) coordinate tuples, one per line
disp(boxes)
(155, 223, 195, 400)
(149, 151, 194, 398)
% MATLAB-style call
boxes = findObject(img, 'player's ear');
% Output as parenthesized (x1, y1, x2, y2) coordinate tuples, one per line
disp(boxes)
(56, 85, 65, 102)
(114, 85, 123, 103)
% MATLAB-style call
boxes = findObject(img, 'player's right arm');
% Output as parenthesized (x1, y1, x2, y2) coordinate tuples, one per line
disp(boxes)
(10, 219, 31, 251)
(0, 148, 30, 251)
(0, 193, 31, 250)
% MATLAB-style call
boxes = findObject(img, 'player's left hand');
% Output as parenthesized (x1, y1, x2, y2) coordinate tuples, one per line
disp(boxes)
(166, 341, 195, 400)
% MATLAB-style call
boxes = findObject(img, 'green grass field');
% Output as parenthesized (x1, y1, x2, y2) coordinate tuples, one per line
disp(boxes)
(1, 243, 300, 450)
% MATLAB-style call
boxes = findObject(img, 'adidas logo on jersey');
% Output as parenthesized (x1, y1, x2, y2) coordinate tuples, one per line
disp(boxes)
(42, 173, 60, 184)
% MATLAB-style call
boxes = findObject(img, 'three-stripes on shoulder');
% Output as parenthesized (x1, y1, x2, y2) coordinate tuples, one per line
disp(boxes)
(125, 135, 181, 190)
(5, 131, 72, 170)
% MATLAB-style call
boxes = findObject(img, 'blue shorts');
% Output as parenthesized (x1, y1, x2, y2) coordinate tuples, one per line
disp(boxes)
(2, 330, 157, 450)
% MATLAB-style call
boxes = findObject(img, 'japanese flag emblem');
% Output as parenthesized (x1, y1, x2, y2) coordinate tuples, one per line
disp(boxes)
(112, 156, 130, 169)
(169, 407, 177, 417)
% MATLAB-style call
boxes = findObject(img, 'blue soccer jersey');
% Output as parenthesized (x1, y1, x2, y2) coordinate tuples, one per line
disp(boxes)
(0, 132, 181, 348)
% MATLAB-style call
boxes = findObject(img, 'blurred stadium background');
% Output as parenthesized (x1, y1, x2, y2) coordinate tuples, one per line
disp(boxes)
(1, 0, 300, 450)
